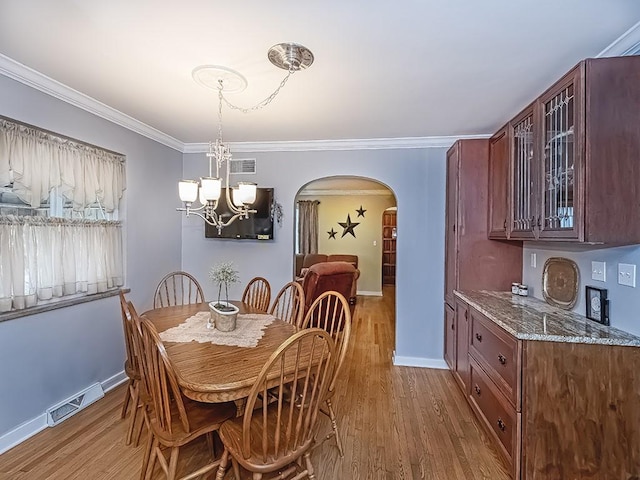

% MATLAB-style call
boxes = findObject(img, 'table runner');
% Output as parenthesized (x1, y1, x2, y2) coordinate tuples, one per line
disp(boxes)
(159, 311, 276, 348)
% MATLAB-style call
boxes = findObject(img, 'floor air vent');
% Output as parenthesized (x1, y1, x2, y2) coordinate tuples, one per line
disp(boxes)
(46, 383, 104, 426)
(230, 158, 256, 174)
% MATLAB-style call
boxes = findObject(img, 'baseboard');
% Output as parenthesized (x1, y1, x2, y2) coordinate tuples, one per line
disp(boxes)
(357, 290, 383, 296)
(0, 369, 127, 455)
(101, 370, 128, 393)
(392, 353, 448, 369)
(0, 413, 47, 455)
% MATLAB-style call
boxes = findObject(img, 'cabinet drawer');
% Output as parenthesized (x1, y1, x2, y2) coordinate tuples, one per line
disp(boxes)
(469, 308, 520, 408)
(469, 357, 520, 466)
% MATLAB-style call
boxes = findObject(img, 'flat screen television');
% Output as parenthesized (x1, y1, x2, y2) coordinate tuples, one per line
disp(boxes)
(204, 187, 274, 240)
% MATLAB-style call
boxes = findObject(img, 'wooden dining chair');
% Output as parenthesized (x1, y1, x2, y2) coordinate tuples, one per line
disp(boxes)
(215, 328, 336, 480)
(241, 276, 271, 312)
(269, 281, 305, 328)
(136, 315, 236, 480)
(119, 291, 144, 446)
(153, 271, 204, 309)
(300, 290, 352, 457)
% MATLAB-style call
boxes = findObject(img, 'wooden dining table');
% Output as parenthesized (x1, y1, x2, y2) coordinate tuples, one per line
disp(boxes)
(142, 301, 297, 403)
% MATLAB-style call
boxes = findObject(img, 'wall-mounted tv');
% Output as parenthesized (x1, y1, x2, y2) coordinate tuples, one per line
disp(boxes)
(205, 187, 274, 240)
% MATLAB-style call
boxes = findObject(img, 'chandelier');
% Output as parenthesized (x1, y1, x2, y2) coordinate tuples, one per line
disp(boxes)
(177, 42, 314, 234)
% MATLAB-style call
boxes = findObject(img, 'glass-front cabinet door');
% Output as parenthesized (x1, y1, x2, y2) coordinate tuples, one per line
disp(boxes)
(537, 67, 583, 240)
(509, 105, 536, 239)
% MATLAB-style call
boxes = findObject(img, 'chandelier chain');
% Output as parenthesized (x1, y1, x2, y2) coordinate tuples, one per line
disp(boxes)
(220, 70, 295, 114)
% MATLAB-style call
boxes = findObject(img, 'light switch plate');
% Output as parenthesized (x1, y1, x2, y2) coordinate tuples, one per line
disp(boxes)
(591, 261, 606, 282)
(618, 263, 636, 287)
(530, 253, 537, 268)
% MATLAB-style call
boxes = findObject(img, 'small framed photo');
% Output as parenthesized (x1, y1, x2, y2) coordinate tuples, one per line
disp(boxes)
(585, 286, 609, 325)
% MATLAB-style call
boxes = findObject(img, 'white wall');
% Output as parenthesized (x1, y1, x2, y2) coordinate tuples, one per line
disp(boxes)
(181, 147, 448, 364)
(523, 242, 640, 337)
(0, 75, 183, 439)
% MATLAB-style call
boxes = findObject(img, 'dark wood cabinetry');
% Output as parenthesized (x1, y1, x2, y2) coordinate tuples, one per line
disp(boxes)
(382, 210, 396, 285)
(444, 139, 523, 306)
(488, 125, 511, 239)
(444, 139, 523, 400)
(458, 296, 640, 480)
(505, 55, 640, 244)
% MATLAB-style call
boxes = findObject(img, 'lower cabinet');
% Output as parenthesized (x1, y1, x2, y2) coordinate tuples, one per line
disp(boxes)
(453, 297, 640, 480)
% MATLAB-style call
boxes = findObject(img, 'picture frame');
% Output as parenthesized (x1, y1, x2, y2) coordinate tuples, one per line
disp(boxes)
(585, 286, 609, 326)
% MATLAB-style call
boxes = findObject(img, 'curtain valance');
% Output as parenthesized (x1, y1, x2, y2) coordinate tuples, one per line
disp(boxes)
(0, 118, 126, 212)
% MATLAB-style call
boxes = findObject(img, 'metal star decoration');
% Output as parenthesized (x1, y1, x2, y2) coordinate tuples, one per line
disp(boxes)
(338, 214, 360, 238)
(356, 205, 367, 217)
(327, 228, 337, 240)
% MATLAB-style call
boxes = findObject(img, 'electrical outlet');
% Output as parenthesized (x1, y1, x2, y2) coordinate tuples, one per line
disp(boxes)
(591, 261, 606, 282)
(618, 263, 636, 287)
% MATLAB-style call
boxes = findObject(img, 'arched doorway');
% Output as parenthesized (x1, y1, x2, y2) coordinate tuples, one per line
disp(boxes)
(293, 175, 397, 324)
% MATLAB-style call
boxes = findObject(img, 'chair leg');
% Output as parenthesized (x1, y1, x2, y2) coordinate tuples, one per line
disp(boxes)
(303, 451, 316, 480)
(140, 430, 154, 480)
(125, 384, 140, 445)
(121, 378, 133, 419)
(144, 437, 159, 480)
(133, 407, 146, 447)
(167, 447, 180, 480)
(232, 457, 241, 480)
(326, 399, 344, 457)
(215, 449, 229, 480)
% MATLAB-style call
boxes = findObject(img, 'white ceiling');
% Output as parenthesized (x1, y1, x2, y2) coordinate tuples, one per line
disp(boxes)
(1, 1, 640, 146)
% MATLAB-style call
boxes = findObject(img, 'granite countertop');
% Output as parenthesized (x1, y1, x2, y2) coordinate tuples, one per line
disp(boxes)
(454, 290, 640, 347)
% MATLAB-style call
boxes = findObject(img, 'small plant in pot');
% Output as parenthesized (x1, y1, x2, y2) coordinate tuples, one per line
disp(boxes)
(208, 262, 240, 331)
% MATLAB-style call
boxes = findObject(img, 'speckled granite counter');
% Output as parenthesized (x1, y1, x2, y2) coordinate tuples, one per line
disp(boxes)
(454, 290, 640, 347)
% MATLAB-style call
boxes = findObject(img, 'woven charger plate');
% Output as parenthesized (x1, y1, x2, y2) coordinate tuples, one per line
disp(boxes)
(542, 257, 580, 310)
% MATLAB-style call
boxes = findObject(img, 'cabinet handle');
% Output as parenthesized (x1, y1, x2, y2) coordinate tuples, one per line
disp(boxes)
(464, 310, 468, 320)
(536, 216, 541, 228)
(451, 322, 455, 330)
(474, 385, 481, 395)
(497, 418, 506, 432)
(475, 333, 482, 342)
(498, 354, 507, 365)
(503, 219, 507, 229)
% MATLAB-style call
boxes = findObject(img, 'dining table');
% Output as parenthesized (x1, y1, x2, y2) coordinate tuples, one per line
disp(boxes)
(142, 301, 298, 403)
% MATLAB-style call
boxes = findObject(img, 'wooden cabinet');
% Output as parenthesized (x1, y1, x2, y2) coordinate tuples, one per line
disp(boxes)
(382, 210, 396, 285)
(457, 297, 640, 480)
(505, 55, 640, 244)
(488, 125, 511, 239)
(444, 139, 523, 307)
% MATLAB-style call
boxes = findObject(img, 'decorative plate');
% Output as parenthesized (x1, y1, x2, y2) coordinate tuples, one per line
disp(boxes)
(542, 257, 580, 310)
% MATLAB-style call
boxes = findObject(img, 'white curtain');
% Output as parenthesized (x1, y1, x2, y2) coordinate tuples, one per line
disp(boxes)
(297, 200, 320, 255)
(0, 216, 124, 312)
(0, 118, 126, 211)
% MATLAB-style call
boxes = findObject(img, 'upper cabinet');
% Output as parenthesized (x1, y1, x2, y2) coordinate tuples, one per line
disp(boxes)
(503, 56, 640, 245)
(487, 125, 510, 239)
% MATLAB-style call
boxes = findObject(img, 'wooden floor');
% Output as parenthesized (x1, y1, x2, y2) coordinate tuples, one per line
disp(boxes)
(0, 287, 510, 480)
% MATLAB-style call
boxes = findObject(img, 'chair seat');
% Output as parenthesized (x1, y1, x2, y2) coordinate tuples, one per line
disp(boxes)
(218, 403, 313, 473)
(149, 398, 236, 448)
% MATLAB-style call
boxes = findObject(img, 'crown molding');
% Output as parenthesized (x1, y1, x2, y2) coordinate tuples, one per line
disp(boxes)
(597, 20, 640, 57)
(183, 134, 490, 154)
(0, 54, 183, 152)
(298, 189, 394, 197)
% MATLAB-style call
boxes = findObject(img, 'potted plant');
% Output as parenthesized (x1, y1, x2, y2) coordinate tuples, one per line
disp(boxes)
(208, 262, 240, 331)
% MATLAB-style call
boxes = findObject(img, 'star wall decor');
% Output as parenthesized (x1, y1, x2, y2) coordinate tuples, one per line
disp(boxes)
(327, 228, 337, 240)
(338, 214, 360, 238)
(356, 205, 367, 217)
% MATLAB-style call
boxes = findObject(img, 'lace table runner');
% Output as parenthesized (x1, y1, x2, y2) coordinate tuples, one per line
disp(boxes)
(159, 311, 276, 348)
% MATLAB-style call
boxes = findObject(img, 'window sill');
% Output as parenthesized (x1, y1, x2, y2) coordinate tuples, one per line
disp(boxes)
(0, 288, 130, 323)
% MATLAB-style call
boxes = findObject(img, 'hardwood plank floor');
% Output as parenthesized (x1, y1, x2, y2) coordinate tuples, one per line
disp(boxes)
(0, 287, 509, 479)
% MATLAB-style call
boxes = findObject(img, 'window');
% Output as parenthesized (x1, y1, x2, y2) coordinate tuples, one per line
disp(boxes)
(0, 117, 126, 313)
